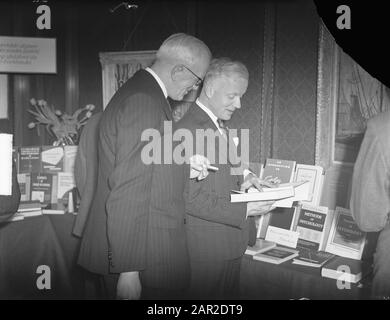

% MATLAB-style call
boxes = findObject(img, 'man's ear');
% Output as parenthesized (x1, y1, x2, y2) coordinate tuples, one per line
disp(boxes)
(204, 82, 214, 98)
(171, 65, 183, 82)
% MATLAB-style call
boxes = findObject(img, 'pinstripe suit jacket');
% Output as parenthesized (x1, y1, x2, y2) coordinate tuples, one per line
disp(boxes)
(176, 103, 250, 262)
(78, 70, 189, 290)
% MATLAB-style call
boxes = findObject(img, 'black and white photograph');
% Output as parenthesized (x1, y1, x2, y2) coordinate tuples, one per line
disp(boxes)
(1, 0, 390, 306)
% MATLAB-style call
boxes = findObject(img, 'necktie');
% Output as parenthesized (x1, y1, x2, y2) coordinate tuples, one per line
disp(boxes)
(217, 119, 228, 137)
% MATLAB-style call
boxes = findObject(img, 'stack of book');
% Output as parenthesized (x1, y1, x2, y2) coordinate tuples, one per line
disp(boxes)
(13, 145, 78, 217)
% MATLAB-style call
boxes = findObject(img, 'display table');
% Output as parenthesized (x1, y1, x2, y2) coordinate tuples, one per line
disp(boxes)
(0, 213, 84, 299)
(240, 254, 372, 300)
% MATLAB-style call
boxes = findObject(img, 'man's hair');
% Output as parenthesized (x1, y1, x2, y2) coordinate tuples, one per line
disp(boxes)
(156, 33, 211, 66)
(203, 57, 249, 86)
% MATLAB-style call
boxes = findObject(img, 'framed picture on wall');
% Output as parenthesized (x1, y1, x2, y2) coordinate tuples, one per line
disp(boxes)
(99, 50, 156, 109)
(315, 21, 389, 209)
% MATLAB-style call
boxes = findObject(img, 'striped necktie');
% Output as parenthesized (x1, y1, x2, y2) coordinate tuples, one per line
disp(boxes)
(217, 119, 228, 137)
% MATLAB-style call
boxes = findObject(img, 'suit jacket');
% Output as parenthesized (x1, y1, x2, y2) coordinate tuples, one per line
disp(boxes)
(73, 112, 102, 237)
(78, 69, 189, 289)
(351, 110, 390, 232)
(175, 103, 250, 262)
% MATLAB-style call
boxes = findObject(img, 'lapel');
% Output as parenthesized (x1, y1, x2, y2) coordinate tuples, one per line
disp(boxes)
(188, 104, 240, 168)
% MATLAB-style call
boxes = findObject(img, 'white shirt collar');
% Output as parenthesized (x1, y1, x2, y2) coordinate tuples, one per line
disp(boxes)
(145, 67, 168, 98)
(195, 98, 221, 132)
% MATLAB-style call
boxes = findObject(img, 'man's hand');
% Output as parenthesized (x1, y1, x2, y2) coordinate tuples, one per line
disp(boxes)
(246, 200, 275, 217)
(240, 173, 279, 192)
(190, 154, 216, 181)
(116, 271, 141, 300)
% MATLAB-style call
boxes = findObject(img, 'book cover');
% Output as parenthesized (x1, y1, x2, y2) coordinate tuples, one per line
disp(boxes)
(245, 239, 276, 256)
(41, 146, 64, 173)
(293, 204, 329, 251)
(325, 207, 366, 260)
(253, 246, 299, 264)
(63, 145, 78, 174)
(256, 213, 272, 239)
(30, 173, 57, 205)
(17, 173, 31, 202)
(294, 164, 324, 206)
(260, 158, 296, 183)
(231, 185, 294, 203)
(18, 146, 41, 173)
(292, 250, 335, 268)
(321, 256, 372, 283)
(56, 172, 76, 211)
(268, 206, 298, 231)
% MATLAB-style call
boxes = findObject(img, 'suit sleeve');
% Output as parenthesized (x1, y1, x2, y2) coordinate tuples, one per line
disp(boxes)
(106, 93, 162, 273)
(184, 170, 247, 228)
(350, 124, 390, 232)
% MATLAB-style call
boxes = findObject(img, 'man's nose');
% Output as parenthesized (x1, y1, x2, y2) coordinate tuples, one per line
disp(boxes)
(234, 98, 241, 109)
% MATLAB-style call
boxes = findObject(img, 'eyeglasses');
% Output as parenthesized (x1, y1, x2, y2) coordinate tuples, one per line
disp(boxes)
(182, 65, 203, 88)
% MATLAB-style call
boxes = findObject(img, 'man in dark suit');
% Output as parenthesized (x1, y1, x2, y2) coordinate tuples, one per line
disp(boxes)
(77, 33, 211, 299)
(175, 58, 274, 299)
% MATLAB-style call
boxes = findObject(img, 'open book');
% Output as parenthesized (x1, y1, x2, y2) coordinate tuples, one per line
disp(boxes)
(230, 181, 306, 203)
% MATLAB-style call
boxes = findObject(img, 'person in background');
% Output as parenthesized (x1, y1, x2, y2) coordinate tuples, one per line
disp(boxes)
(0, 120, 21, 223)
(350, 110, 390, 299)
(175, 58, 275, 299)
(77, 33, 212, 299)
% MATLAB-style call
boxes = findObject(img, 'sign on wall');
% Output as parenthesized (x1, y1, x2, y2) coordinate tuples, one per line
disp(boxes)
(0, 36, 56, 74)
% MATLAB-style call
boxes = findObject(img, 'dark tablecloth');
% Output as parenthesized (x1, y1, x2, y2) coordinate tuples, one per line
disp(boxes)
(0, 213, 84, 299)
(240, 254, 372, 300)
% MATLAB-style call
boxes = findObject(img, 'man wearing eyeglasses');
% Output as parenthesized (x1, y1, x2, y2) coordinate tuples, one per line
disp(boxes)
(77, 33, 211, 300)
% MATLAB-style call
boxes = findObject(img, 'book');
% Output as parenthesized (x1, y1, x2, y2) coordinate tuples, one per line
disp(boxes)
(292, 250, 335, 268)
(0, 133, 13, 196)
(41, 146, 64, 173)
(293, 204, 330, 251)
(30, 173, 57, 205)
(17, 200, 44, 212)
(17, 173, 31, 201)
(267, 206, 299, 231)
(245, 239, 276, 256)
(17, 200, 44, 217)
(325, 207, 366, 260)
(18, 146, 41, 173)
(274, 180, 310, 208)
(294, 164, 324, 206)
(321, 256, 372, 283)
(42, 203, 66, 215)
(253, 246, 299, 264)
(63, 145, 78, 174)
(260, 158, 296, 183)
(256, 213, 272, 239)
(231, 185, 294, 203)
(7, 212, 25, 222)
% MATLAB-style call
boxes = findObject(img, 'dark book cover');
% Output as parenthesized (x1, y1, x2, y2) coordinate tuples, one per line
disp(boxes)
(295, 249, 335, 266)
(19, 146, 41, 173)
(333, 212, 365, 249)
(262, 248, 296, 259)
(30, 173, 55, 204)
(296, 206, 327, 251)
(41, 146, 64, 173)
(261, 158, 296, 183)
(268, 207, 297, 230)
